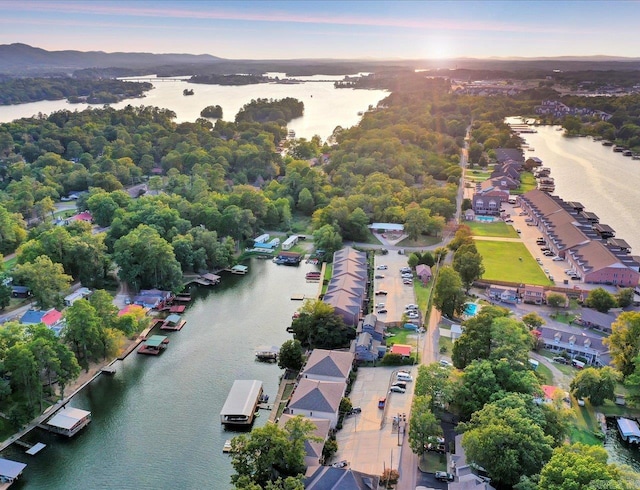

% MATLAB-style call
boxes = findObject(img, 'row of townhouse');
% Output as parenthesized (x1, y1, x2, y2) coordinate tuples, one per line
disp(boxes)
(281, 349, 380, 486)
(535, 100, 612, 121)
(322, 247, 368, 326)
(518, 190, 640, 287)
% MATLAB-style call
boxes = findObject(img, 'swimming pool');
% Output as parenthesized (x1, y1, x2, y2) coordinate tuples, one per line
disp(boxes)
(476, 216, 496, 223)
(464, 302, 479, 316)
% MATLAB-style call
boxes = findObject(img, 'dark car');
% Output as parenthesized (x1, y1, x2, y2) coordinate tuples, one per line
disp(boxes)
(377, 309, 388, 314)
(374, 274, 385, 279)
(435, 471, 455, 482)
(375, 290, 388, 296)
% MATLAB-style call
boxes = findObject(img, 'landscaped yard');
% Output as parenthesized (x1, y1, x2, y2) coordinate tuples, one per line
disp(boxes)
(474, 240, 552, 285)
(466, 221, 520, 238)
(511, 171, 537, 194)
(465, 168, 492, 182)
(417, 451, 447, 473)
(386, 327, 417, 346)
(414, 281, 433, 311)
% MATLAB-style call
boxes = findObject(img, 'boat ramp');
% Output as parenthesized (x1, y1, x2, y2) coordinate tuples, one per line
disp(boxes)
(220, 380, 263, 427)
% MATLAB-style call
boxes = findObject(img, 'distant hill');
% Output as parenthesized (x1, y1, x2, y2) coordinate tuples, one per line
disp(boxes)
(3, 43, 640, 78)
(0, 43, 224, 75)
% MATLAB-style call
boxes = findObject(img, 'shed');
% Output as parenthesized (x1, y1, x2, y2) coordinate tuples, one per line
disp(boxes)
(0, 457, 27, 483)
(450, 324, 463, 341)
(415, 264, 432, 284)
(369, 223, 404, 232)
(389, 344, 412, 358)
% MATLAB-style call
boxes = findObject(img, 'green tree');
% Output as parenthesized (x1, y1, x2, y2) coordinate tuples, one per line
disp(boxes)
(296, 188, 315, 215)
(585, 287, 617, 313)
(570, 366, 620, 406)
(230, 415, 315, 488)
(408, 395, 442, 456)
(452, 244, 484, 292)
(5, 344, 42, 418)
(522, 312, 545, 331)
(538, 443, 628, 490)
(616, 288, 635, 308)
(404, 203, 431, 240)
(461, 394, 554, 487)
(277, 339, 304, 371)
(546, 292, 566, 310)
(12, 255, 72, 309)
(312, 225, 343, 262)
(63, 299, 103, 371)
(432, 266, 465, 319)
(604, 311, 640, 377)
(113, 224, 183, 291)
(290, 300, 354, 349)
(415, 363, 455, 411)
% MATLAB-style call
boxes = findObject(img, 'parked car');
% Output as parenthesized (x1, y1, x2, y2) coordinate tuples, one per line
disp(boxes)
(375, 290, 388, 295)
(552, 256, 563, 261)
(536, 258, 543, 264)
(378, 397, 386, 409)
(403, 279, 413, 285)
(553, 357, 568, 364)
(389, 386, 406, 394)
(375, 303, 385, 309)
(376, 265, 388, 270)
(331, 460, 349, 468)
(397, 369, 411, 374)
(377, 308, 388, 314)
(439, 359, 452, 367)
(396, 374, 413, 382)
(519, 212, 527, 216)
(349, 407, 362, 414)
(374, 274, 385, 279)
(435, 471, 455, 482)
(505, 218, 513, 223)
(544, 251, 554, 256)
(406, 312, 419, 319)
(516, 229, 521, 234)
(405, 304, 418, 310)
(391, 382, 407, 389)
(400, 267, 411, 273)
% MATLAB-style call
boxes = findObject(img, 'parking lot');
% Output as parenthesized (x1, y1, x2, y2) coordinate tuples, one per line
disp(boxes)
(372, 252, 421, 325)
(334, 365, 416, 476)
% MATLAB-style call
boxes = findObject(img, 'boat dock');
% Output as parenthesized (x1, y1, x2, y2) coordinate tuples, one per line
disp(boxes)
(137, 335, 169, 355)
(100, 365, 117, 375)
(187, 273, 221, 287)
(220, 380, 263, 426)
(230, 265, 248, 275)
(255, 345, 279, 362)
(617, 417, 640, 444)
(159, 314, 186, 331)
(42, 407, 91, 437)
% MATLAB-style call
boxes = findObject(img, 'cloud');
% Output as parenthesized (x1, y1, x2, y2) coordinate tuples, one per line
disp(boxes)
(12, 1, 569, 34)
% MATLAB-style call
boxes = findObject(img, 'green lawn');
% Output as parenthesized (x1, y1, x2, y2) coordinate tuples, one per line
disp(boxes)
(386, 327, 416, 346)
(414, 281, 433, 311)
(570, 399, 605, 445)
(536, 362, 554, 385)
(418, 451, 447, 473)
(3, 255, 17, 271)
(511, 171, 537, 195)
(466, 221, 520, 238)
(465, 168, 492, 182)
(396, 235, 441, 248)
(439, 335, 454, 357)
(475, 240, 552, 285)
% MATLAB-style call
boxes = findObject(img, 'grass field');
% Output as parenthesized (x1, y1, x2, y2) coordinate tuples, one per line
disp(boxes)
(466, 221, 520, 238)
(475, 240, 552, 285)
(511, 172, 537, 195)
(536, 362, 554, 385)
(3, 255, 17, 270)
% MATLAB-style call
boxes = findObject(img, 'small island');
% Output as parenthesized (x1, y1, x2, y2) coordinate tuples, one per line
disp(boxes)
(200, 105, 223, 118)
(235, 97, 304, 124)
(189, 74, 270, 86)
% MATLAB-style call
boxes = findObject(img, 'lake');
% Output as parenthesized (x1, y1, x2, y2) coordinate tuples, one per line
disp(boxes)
(0, 74, 388, 141)
(6, 259, 321, 489)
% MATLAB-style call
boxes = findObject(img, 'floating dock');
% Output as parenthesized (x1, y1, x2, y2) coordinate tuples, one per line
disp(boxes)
(25, 442, 46, 455)
(159, 314, 186, 331)
(220, 380, 263, 426)
(255, 345, 279, 362)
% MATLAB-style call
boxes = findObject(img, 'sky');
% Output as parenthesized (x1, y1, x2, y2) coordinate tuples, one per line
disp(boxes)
(2, 0, 640, 60)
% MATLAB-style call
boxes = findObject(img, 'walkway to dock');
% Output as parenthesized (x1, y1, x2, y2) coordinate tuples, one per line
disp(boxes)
(268, 374, 297, 423)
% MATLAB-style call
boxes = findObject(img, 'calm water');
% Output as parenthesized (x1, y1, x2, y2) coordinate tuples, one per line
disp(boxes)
(0, 75, 387, 141)
(513, 123, 640, 254)
(6, 259, 320, 489)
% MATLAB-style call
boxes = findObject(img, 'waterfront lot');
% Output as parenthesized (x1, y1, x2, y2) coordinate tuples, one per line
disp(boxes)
(373, 252, 419, 325)
(334, 366, 415, 476)
(466, 221, 519, 238)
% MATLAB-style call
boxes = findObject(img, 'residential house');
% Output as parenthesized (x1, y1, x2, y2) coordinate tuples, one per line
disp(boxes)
(20, 308, 63, 327)
(522, 285, 545, 305)
(389, 344, 412, 358)
(464, 209, 476, 221)
(577, 308, 617, 332)
(359, 314, 384, 342)
(487, 285, 519, 304)
(534, 385, 562, 405)
(351, 332, 380, 362)
(495, 148, 524, 164)
(286, 378, 345, 428)
(323, 247, 368, 326)
(305, 466, 379, 489)
(415, 264, 432, 284)
(538, 326, 609, 366)
(133, 289, 172, 309)
(302, 349, 354, 383)
(472, 189, 508, 216)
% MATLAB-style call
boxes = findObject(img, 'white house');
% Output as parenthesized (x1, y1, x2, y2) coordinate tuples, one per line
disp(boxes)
(282, 235, 299, 250)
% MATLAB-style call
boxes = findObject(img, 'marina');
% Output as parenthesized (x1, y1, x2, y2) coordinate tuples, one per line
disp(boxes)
(220, 380, 264, 427)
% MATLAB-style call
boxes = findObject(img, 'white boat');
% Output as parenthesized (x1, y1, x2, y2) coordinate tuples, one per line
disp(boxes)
(223, 440, 232, 453)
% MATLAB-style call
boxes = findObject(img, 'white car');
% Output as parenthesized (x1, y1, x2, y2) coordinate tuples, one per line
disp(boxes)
(406, 312, 419, 319)
(552, 256, 563, 261)
(405, 304, 418, 310)
(375, 303, 385, 309)
(376, 265, 388, 270)
(396, 374, 413, 382)
(389, 386, 406, 394)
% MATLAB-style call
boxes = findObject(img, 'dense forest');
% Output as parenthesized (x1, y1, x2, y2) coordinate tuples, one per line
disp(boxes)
(0, 78, 152, 105)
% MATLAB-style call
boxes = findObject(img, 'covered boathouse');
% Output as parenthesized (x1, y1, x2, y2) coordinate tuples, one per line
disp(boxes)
(45, 407, 91, 437)
(0, 457, 26, 487)
(617, 417, 640, 444)
(137, 335, 169, 355)
(220, 380, 263, 426)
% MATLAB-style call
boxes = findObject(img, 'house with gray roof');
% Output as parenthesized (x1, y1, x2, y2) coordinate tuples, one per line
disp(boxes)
(302, 349, 354, 382)
(305, 465, 379, 489)
(287, 379, 345, 428)
(323, 247, 368, 325)
(538, 326, 609, 366)
(577, 308, 617, 332)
